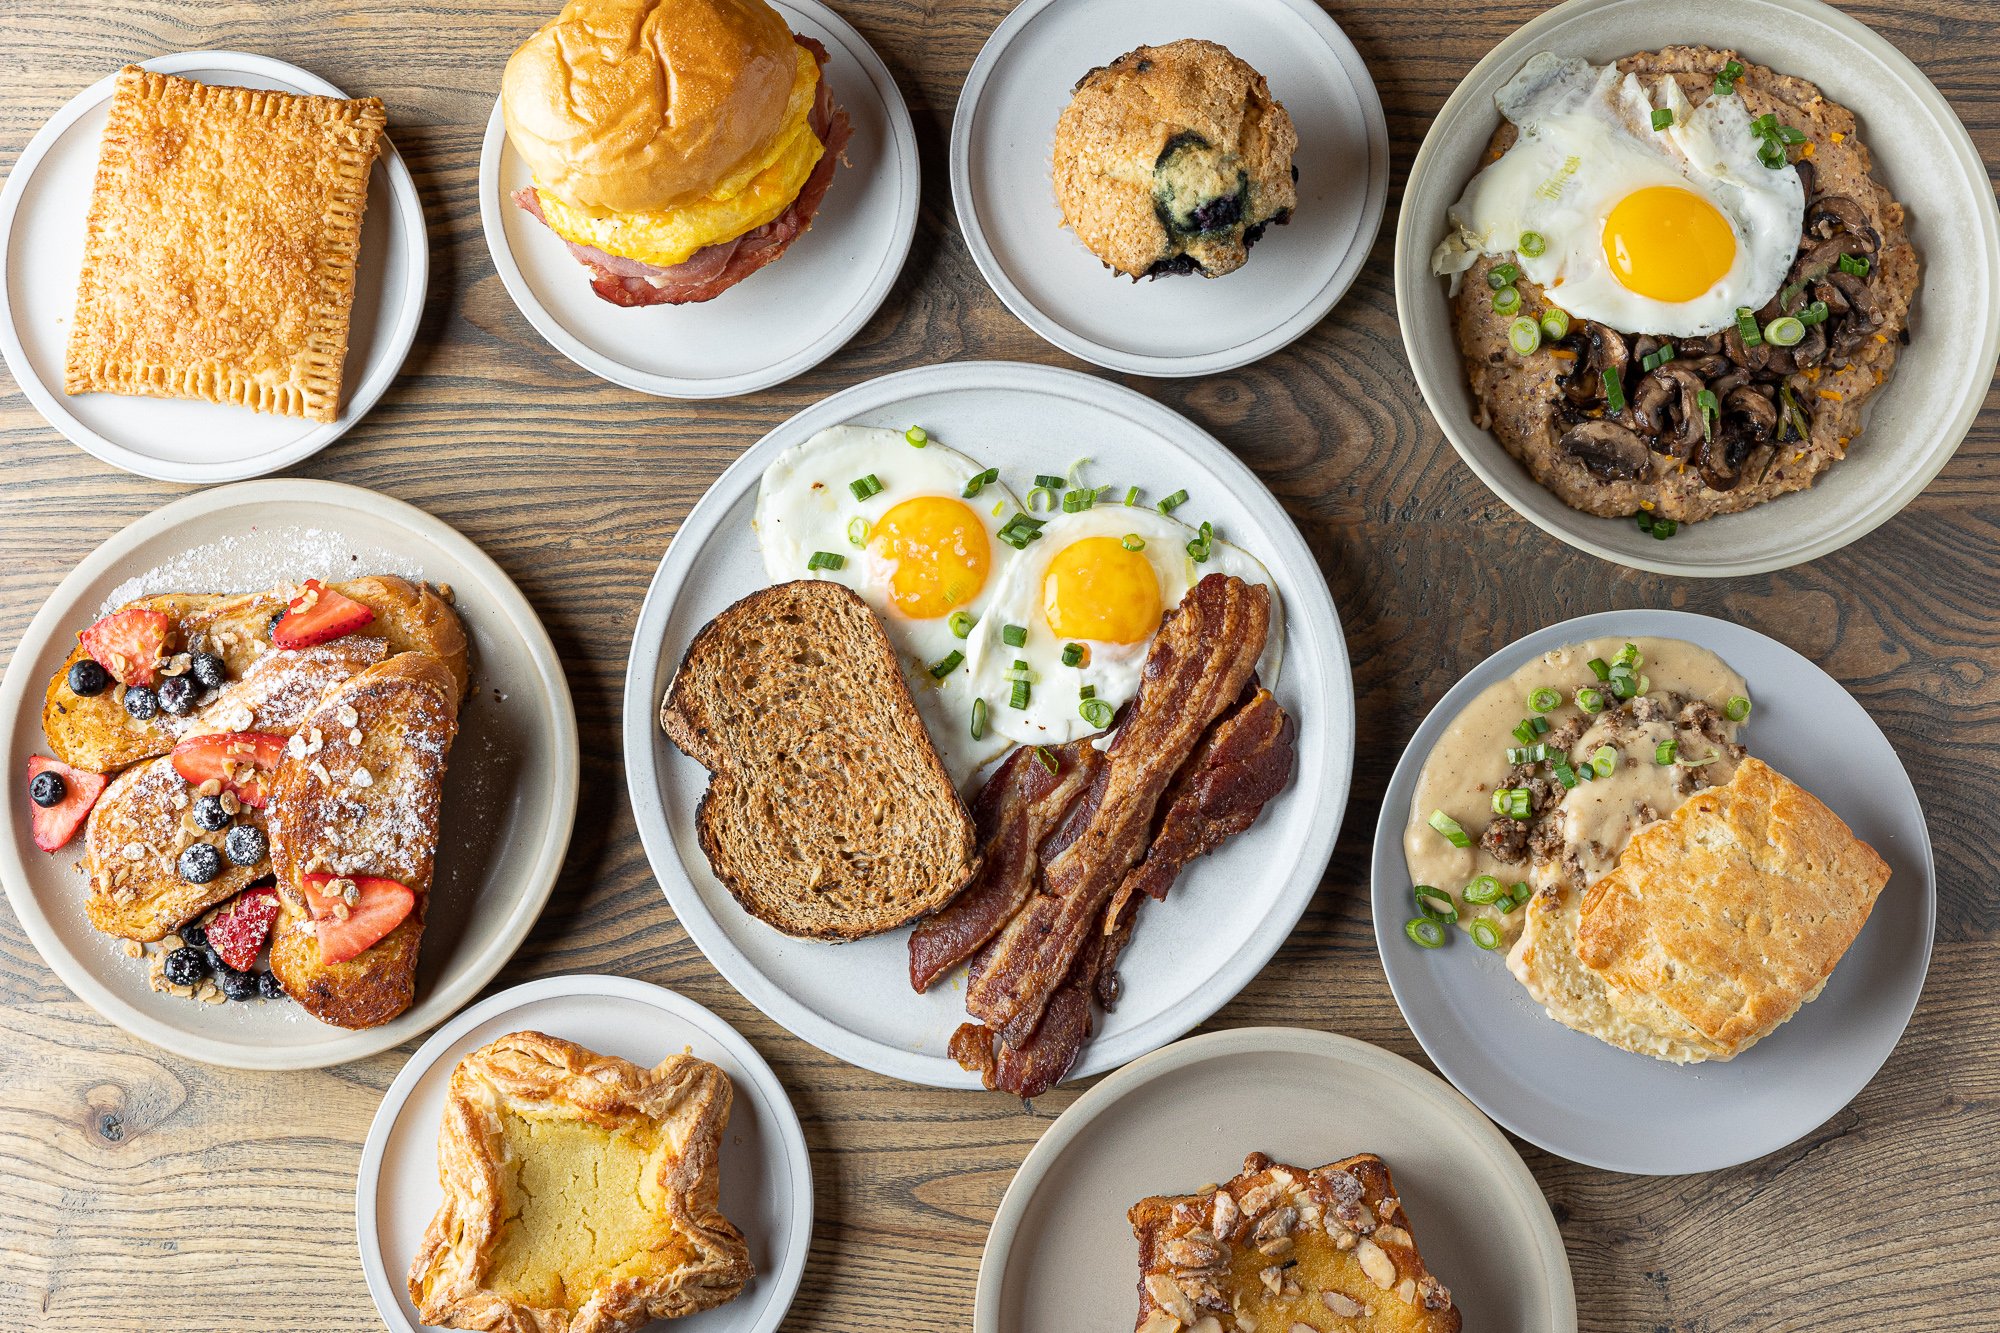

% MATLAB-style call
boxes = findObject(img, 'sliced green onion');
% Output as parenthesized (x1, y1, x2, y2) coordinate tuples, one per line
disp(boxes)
(1079, 684, 1095, 699)
(1602, 367, 1626, 413)
(1765, 315, 1805, 347)
(929, 650, 964, 679)
(1528, 686, 1561, 714)
(1552, 760, 1579, 789)
(1079, 697, 1115, 729)
(1428, 810, 1472, 849)
(1591, 745, 1618, 778)
(1060, 642, 1084, 667)
(1779, 383, 1811, 442)
(905, 425, 929, 447)
(1540, 306, 1570, 340)
(1033, 745, 1058, 774)
(806, 551, 845, 572)
(1491, 284, 1522, 315)
(1716, 59, 1744, 95)
(949, 611, 975, 639)
(1121, 533, 1146, 551)
(1505, 743, 1550, 765)
(1002, 623, 1027, 647)
(1650, 107, 1674, 131)
(1575, 686, 1605, 713)
(849, 474, 883, 501)
(1124, 486, 1140, 506)
(970, 697, 987, 740)
(1486, 262, 1521, 289)
(1463, 875, 1504, 905)
(1725, 694, 1752, 722)
(1002, 660, 1036, 683)
(1061, 487, 1096, 513)
(1697, 388, 1720, 441)
(1033, 473, 1064, 490)
(1406, 917, 1447, 949)
(1587, 657, 1611, 681)
(846, 517, 870, 547)
(1519, 231, 1547, 258)
(1651, 517, 1678, 540)
(1493, 787, 1531, 820)
(1186, 520, 1214, 564)
(1736, 306, 1764, 348)
(1640, 345, 1676, 372)
(1508, 316, 1543, 356)
(1777, 124, 1808, 145)
(1531, 715, 1550, 735)
(1156, 489, 1189, 515)
(1511, 718, 1537, 746)
(1009, 677, 1030, 710)
(1655, 739, 1678, 765)
(1676, 748, 1721, 767)
(997, 514, 1045, 549)
(1616, 643, 1642, 668)
(1839, 252, 1871, 277)
(1505, 882, 1530, 912)
(1798, 299, 1830, 328)
(962, 467, 999, 498)
(1470, 919, 1504, 951)
(1027, 486, 1056, 511)
(1758, 138, 1787, 169)
(1415, 885, 1458, 922)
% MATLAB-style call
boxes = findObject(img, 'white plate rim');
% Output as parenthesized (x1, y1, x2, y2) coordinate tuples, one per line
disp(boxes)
(0, 50, 430, 484)
(970, 1024, 1579, 1333)
(0, 479, 580, 1069)
(620, 359, 1356, 1087)
(1368, 607, 1937, 1174)
(948, 0, 1391, 377)
(475, 0, 919, 400)
(353, 973, 814, 1333)
(1391, 0, 2000, 577)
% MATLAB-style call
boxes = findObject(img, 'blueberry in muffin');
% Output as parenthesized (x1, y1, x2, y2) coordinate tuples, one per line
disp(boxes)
(1053, 39, 1298, 279)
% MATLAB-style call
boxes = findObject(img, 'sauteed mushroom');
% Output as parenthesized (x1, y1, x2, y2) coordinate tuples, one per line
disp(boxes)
(1559, 419, 1652, 480)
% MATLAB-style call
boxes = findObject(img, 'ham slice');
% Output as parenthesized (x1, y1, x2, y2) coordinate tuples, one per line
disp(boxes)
(514, 36, 852, 307)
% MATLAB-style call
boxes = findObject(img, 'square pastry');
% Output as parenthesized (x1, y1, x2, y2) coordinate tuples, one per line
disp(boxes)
(64, 66, 387, 423)
(407, 1031, 753, 1333)
(1129, 1151, 1460, 1333)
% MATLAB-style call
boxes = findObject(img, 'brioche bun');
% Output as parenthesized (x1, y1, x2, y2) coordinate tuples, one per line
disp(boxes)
(503, 0, 802, 216)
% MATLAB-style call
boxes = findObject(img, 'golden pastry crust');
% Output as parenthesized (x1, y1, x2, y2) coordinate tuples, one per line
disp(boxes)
(1576, 757, 1891, 1059)
(407, 1032, 753, 1333)
(64, 66, 387, 423)
(1053, 40, 1297, 279)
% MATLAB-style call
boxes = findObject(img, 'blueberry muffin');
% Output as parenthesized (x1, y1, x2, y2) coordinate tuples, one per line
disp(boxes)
(1053, 39, 1298, 279)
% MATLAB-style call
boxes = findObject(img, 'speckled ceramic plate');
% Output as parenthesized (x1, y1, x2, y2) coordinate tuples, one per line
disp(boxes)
(1372, 610, 1935, 1174)
(1394, 0, 2000, 575)
(974, 1027, 1577, 1333)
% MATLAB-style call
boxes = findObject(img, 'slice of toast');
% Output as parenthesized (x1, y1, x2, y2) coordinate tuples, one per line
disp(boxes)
(43, 575, 468, 773)
(659, 580, 979, 941)
(267, 653, 458, 1029)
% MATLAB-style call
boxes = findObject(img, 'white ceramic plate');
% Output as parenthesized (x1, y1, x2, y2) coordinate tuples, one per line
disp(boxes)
(0, 51, 427, 483)
(478, 0, 917, 400)
(951, 0, 1388, 377)
(356, 975, 812, 1333)
(0, 481, 579, 1069)
(1371, 609, 1935, 1175)
(1394, 0, 2000, 576)
(623, 361, 1354, 1087)
(974, 1026, 1577, 1333)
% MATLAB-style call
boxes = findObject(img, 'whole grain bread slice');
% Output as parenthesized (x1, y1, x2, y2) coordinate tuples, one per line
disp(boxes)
(660, 580, 979, 941)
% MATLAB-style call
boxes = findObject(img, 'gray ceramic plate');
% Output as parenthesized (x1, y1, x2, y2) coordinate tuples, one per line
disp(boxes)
(1371, 610, 1934, 1174)
(1394, 0, 2000, 576)
(974, 1027, 1577, 1333)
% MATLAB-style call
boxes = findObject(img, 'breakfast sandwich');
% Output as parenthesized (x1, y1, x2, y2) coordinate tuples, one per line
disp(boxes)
(65, 66, 386, 423)
(502, 0, 852, 306)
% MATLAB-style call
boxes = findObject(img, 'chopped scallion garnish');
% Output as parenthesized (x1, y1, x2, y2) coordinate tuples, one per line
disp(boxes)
(1725, 694, 1752, 722)
(1540, 306, 1570, 340)
(1414, 885, 1458, 923)
(1650, 107, 1674, 131)
(1122, 533, 1145, 551)
(1061, 487, 1096, 513)
(1505, 882, 1530, 912)
(1552, 760, 1579, 789)
(1492, 284, 1522, 315)
(949, 611, 975, 639)
(1839, 252, 1871, 277)
(1464, 875, 1504, 905)
(1027, 486, 1055, 511)
(1509, 316, 1542, 356)
(806, 551, 845, 571)
(849, 474, 883, 501)
(1591, 745, 1618, 778)
(1061, 642, 1084, 667)
(1406, 917, 1446, 949)
(1492, 787, 1531, 820)
(1079, 697, 1114, 729)
(1186, 520, 1214, 564)
(1486, 262, 1521, 289)
(1655, 739, 1678, 765)
(1029, 746, 1056, 774)
(1519, 231, 1547, 258)
(1576, 686, 1605, 713)
(1602, 367, 1626, 413)
(1470, 918, 1504, 950)
(1002, 623, 1027, 647)
(1640, 345, 1676, 372)
(1033, 473, 1064, 490)
(1009, 677, 1030, 710)
(1765, 315, 1805, 347)
(1588, 657, 1611, 681)
(1615, 643, 1642, 668)
(962, 467, 999, 498)
(1428, 810, 1472, 849)
(1798, 299, 1830, 328)
(1528, 686, 1561, 714)
(1736, 306, 1764, 348)
(1157, 489, 1189, 514)
(1124, 486, 1140, 506)
(1512, 718, 1537, 746)
(929, 650, 964, 679)
(970, 697, 987, 740)
(847, 517, 870, 547)
(997, 513, 1045, 548)
(905, 425, 929, 448)
(1531, 715, 1550, 735)
(1697, 387, 1720, 442)
(1714, 59, 1744, 95)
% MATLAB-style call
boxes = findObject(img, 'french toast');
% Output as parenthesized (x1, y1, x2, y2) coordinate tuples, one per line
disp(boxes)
(42, 592, 226, 772)
(267, 653, 459, 1029)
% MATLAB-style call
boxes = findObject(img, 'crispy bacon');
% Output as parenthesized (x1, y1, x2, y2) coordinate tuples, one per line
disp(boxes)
(513, 36, 851, 307)
(964, 575, 1272, 1046)
(909, 741, 1103, 992)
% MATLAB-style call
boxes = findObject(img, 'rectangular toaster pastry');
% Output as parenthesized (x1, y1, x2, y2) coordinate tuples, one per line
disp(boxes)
(64, 66, 387, 423)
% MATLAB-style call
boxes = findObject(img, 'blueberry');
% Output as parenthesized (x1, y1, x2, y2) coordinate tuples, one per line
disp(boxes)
(192, 795, 231, 831)
(269, 611, 287, 640)
(180, 922, 208, 949)
(163, 946, 209, 988)
(29, 771, 66, 808)
(68, 659, 110, 697)
(157, 676, 198, 717)
(256, 970, 286, 1001)
(123, 686, 159, 721)
(216, 966, 259, 1001)
(189, 652, 227, 691)
(203, 944, 226, 974)
(224, 825, 267, 867)
(1188, 191, 1244, 234)
(177, 843, 222, 884)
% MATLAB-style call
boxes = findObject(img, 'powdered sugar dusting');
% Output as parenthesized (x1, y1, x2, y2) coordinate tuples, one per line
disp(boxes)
(103, 525, 428, 614)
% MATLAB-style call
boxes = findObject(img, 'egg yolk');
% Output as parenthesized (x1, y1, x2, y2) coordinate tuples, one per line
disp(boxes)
(868, 496, 991, 619)
(1041, 537, 1163, 644)
(1601, 185, 1737, 302)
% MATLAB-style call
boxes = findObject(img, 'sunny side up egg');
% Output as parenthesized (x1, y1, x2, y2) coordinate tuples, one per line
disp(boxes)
(755, 426, 1022, 787)
(964, 507, 1285, 750)
(1432, 52, 1804, 337)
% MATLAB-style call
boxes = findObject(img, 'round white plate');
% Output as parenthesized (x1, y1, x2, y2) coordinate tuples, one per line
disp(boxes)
(974, 1026, 1577, 1333)
(0, 51, 428, 483)
(1371, 609, 1935, 1175)
(623, 361, 1354, 1088)
(950, 0, 1388, 376)
(1394, 0, 2000, 576)
(357, 975, 812, 1333)
(0, 480, 579, 1069)
(478, 0, 918, 400)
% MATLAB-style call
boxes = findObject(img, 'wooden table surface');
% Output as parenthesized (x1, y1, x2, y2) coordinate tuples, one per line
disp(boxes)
(3, 1, 1996, 1329)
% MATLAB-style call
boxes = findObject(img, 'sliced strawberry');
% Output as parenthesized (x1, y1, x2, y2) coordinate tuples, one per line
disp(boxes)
(300, 873, 416, 965)
(79, 608, 172, 688)
(170, 731, 286, 808)
(206, 886, 280, 970)
(272, 579, 375, 649)
(26, 756, 107, 852)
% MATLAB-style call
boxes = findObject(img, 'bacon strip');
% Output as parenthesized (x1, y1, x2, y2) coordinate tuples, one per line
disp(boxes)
(908, 741, 1103, 992)
(513, 36, 851, 307)
(964, 575, 1271, 1045)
